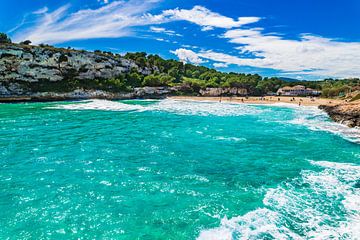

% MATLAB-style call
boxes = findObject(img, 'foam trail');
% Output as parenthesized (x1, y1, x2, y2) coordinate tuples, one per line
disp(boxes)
(198, 160, 360, 240)
(147, 99, 265, 116)
(49, 99, 264, 117)
(288, 106, 360, 144)
(49, 99, 360, 143)
(48, 99, 144, 111)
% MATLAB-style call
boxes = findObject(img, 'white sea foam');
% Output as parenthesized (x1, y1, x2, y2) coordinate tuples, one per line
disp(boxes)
(287, 106, 360, 144)
(198, 160, 360, 240)
(49, 99, 264, 117)
(147, 99, 264, 116)
(49, 99, 144, 111)
(177, 174, 210, 183)
(49, 99, 360, 143)
(214, 136, 247, 142)
(99, 180, 112, 186)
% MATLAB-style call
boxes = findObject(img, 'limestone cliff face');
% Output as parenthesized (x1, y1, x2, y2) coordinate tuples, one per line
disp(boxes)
(199, 87, 248, 97)
(0, 43, 152, 96)
(319, 102, 360, 128)
(0, 43, 251, 101)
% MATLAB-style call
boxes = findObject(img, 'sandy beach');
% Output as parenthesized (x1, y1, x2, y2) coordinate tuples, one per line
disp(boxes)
(169, 96, 346, 107)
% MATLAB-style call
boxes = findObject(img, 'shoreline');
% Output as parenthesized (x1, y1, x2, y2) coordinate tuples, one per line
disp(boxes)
(0, 94, 358, 128)
(169, 96, 360, 128)
(168, 96, 345, 107)
(0, 94, 344, 106)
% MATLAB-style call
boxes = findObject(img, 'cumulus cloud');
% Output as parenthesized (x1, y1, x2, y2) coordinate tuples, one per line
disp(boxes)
(171, 48, 204, 65)
(221, 28, 360, 78)
(172, 36, 360, 78)
(213, 62, 229, 68)
(172, 26, 360, 78)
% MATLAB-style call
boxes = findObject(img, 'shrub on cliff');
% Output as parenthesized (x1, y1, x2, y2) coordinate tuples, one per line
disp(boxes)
(20, 40, 32, 45)
(142, 74, 175, 87)
(0, 33, 11, 43)
(182, 77, 206, 92)
(103, 77, 129, 91)
(125, 72, 143, 87)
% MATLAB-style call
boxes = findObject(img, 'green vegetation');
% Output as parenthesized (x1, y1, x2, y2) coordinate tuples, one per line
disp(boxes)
(123, 52, 359, 97)
(350, 93, 360, 102)
(20, 40, 32, 45)
(0, 33, 359, 97)
(0, 33, 11, 44)
(319, 79, 359, 98)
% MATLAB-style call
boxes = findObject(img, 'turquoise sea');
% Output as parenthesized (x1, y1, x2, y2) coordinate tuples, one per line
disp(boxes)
(1, 99, 360, 239)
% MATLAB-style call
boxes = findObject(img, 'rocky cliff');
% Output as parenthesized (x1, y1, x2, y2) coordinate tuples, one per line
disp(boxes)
(0, 43, 156, 98)
(199, 87, 248, 97)
(319, 101, 360, 128)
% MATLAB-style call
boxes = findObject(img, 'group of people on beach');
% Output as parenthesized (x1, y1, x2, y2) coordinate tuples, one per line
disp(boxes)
(217, 95, 318, 106)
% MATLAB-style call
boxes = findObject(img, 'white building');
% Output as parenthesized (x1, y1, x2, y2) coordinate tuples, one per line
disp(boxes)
(277, 85, 321, 96)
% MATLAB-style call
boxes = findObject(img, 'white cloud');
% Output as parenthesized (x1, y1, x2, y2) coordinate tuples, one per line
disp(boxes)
(221, 28, 360, 78)
(213, 62, 229, 68)
(150, 26, 182, 36)
(150, 27, 172, 33)
(14, 0, 163, 44)
(12, 2, 360, 78)
(201, 26, 214, 31)
(172, 26, 360, 78)
(160, 6, 260, 30)
(181, 44, 199, 49)
(32, 7, 49, 15)
(171, 48, 204, 65)
(14, 3, 258, 45)
(155, 38, 170, 43)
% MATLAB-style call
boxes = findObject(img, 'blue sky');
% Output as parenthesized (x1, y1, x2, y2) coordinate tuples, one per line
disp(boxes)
(1, 0, 360, 80)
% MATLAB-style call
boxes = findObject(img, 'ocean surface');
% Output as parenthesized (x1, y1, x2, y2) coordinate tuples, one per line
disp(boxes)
(0, 99, 360, 239)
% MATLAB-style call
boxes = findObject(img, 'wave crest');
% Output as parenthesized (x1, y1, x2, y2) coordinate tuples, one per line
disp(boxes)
(288, 106, 360, 144)
(48, 99, 264, 117)
(198, 160, 360, 239)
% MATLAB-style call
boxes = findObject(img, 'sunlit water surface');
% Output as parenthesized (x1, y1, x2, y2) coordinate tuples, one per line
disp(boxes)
(0, 99, 359, 239)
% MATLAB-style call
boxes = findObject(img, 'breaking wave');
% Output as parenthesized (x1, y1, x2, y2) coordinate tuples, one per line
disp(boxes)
(288, 106, 360, 144)
(48, 99, 145, 111)
(197, 160, 360, 240)
(48, 99, 264, 117)
(48, 99, 359, 143)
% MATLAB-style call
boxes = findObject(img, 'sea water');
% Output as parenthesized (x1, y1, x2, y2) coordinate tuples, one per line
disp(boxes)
(0, 99, 359, 239)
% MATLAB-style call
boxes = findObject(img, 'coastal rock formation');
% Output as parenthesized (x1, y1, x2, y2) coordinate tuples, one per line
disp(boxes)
(0, 86, 181, 102)
(0, 43, 152, 96)
(319, 101, 360, 127)
(133, 86, 180, 98)
(199, 87, 248, 97)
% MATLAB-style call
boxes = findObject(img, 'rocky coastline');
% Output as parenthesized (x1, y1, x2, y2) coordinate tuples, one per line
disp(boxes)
(319, 102, 360, 128)
(1, 42, 359, 129)
(0, 43, 249, 102)
(0, 87, 180, 103)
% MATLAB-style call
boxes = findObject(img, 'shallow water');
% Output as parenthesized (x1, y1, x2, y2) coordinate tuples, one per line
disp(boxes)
(0, 99, 359, 239)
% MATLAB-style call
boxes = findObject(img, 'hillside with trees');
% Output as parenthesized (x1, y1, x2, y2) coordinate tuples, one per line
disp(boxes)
(122, 52, 359, 98)
(0, 33, 359, 98)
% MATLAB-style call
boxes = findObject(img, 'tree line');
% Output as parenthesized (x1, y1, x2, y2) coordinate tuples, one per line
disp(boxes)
(1, 32, 359, 97)
(121, 52, 359, 97)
